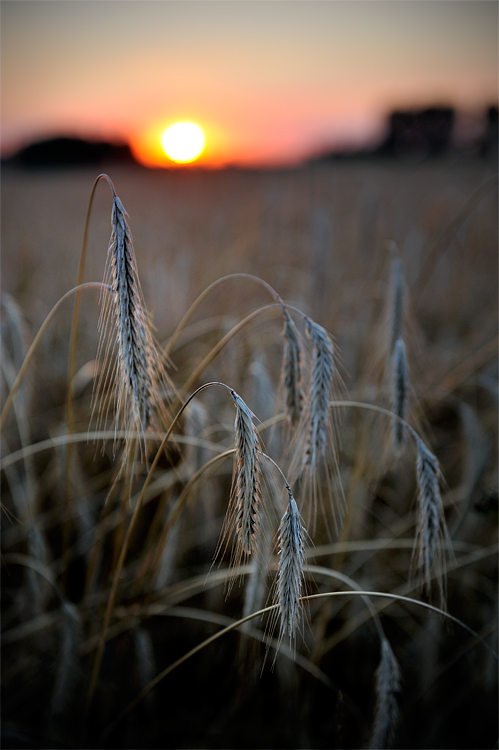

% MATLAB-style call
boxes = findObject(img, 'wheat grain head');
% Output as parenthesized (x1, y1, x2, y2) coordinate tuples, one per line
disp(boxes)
(215, 390, 264, 584)
(303, 317, 336, 471)
(282, 310, 304, 428)
(391, 337, 409, 451)
(368, 637, 401, 749)
(289, 316, 344, 534)
(413, 437, 451, 605)
(276, 485, 305, 644)
(92, 190, 171, 460)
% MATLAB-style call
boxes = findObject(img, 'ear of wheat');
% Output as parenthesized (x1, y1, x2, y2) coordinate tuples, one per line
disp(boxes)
(413, 438, 451, 604)
(92, 191, 170, 459)
(303, 316, 336, 473)
(282, 310, 304, 428)
(276, 485, 305, 644)
(368, 637, 401, 749)
(286, 315, 344, 534)
(232, 390, 262, 557)
(391, 337, 408, 451)
(216, 390, 264, 579)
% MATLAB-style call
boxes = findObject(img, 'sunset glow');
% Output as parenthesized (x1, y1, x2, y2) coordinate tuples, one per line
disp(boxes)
(161, 122, 205, 164)
(2, 2, 497, 167)
(130, 119, 232, 168)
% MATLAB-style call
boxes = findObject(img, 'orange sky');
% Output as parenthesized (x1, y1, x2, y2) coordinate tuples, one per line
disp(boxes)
(1, 1, 497, 167)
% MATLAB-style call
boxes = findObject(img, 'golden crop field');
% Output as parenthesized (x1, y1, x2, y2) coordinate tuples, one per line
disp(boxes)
(1, 155, 497, 749)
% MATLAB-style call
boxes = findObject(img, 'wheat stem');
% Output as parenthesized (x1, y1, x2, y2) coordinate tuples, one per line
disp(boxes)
(163, 272, 287, 360)
(86, 381, 230, 711)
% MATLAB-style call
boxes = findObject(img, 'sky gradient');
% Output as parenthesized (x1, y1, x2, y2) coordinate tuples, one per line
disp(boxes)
(1, 0, 497, 167)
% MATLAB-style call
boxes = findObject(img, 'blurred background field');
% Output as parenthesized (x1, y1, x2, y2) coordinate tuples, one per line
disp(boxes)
(1, 152, 497, 749)
(3, 154, 497, 378)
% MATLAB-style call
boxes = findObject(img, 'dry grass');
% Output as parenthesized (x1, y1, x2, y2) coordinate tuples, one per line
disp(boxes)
(1, 156, 497, 749)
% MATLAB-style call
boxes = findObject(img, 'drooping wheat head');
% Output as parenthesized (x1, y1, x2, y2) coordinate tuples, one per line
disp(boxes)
(274, 484, 305, 646)
(368, 637, 401, 749)
(93, 190, 170, 459)
(282, 309, 304, 428)
(216, 390, 264, 582)
(303, 316, 336, 473)
(413, 437, 451, 605)
(288, 316, 345, 534)
(232, 390, 263, 556)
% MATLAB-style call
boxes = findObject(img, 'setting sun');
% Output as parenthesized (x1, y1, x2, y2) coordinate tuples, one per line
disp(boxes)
(161, 122, 205, 164)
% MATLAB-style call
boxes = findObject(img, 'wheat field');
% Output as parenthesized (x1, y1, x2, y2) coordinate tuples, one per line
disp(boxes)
(1, 155, 497, 749)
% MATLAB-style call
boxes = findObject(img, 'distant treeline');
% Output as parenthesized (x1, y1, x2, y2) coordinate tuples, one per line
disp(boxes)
(4, 137, 136, 168)
(3, 105, 498, 168)
(317, 104, 498, 163)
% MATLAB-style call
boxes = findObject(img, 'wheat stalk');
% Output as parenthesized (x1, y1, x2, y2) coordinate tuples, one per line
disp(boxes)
(50, 602, 81, 720)
(133, 627, 156, 709)
(368, 637, 401, 749)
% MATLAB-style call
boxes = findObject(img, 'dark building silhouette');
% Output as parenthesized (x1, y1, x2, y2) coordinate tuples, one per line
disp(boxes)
(378, 106, 455, 159)
(480, 105, 498, 157)
(310, 105, 463, 164)
(7, 136, 136, 168)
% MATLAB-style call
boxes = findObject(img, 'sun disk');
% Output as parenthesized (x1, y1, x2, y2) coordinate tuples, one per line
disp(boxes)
(161, 122, 205, 164)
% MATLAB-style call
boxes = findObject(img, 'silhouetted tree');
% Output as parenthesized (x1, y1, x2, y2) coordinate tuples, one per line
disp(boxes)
(10, 137, 136, 168)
